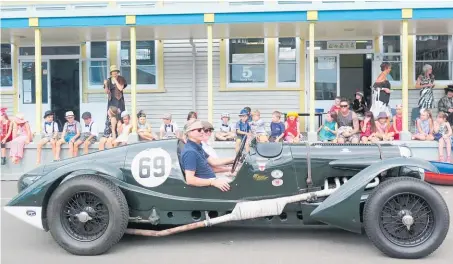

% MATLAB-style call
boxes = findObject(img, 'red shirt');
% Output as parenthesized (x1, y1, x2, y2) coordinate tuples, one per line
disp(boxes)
(0, 120, 12, 142)
(285, 118, 299, 137)
(330, 105, 340, 113)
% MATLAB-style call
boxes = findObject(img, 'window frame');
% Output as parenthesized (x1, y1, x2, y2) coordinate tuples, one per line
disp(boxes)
(1, 43, 14, 91)
(117, 40, 158, 90)
(226, 38, 268, 89)
(86, 41, 109, 90)
(381, 35, 402, 85)
(275, 37, 300, 87)
(413, 35, 453, 83)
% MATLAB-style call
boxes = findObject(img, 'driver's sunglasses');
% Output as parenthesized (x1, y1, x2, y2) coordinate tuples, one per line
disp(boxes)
(203, 129, 213, 133)
(191, 128, 203, 133)
(340, 105, 349, 108)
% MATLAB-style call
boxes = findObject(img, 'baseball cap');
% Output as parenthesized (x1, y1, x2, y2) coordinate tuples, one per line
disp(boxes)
(239, 109, 248, 116)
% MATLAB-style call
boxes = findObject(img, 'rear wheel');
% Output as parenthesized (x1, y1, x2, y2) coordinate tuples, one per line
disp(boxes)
(47, 175, 129, 255)
(363, 177, 449, 259)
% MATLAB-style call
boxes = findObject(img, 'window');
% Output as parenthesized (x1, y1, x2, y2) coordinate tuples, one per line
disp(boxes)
(87, 42, 108, 88)
(382, 36, 401, 81)
(278, 38, 297, 83)
(415, 35, 452, 81)
(120, 41, 156, 86)
(228, 38, 266, 84)
(314, 56, 337, 100)
(19, 46, 80, 56)
(1, 44, 13, 88)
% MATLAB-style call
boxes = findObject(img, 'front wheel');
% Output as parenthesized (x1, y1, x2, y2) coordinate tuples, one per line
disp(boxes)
(47, 175, 129, 255)
(363, 177, 449, 259)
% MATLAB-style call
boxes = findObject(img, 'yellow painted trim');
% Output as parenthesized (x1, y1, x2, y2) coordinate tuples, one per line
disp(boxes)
(81, 43, 88, 103)
(408, 35, 415, 88)
(307, 11, 318, 21)
(156, 0, 164, 7)
(299, 38, 306, 131)
(126, 15, 136, 25)
(267, 38, 276, 88)
(0, 91, 15, 95)
(402, 8, 413, 19)
(35, 28, 42, 134)
(157, 40, 165, 91)
(12, 44, 19, 115)
(219, 39, 227, 91)
(401, 20, 409, 132)
(130, 26, 137, 132)
(28, 18, 39, 27)
(219, 88, 301, 92)
(308, 22, 315, 133)
(207, 24, 214, 123)
(108, 41, 117, 67)
(374, 36, 380, 53)
(204, 13, 215, 23)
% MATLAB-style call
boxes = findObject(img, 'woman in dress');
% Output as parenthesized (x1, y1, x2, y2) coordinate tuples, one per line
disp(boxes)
(103, 65, 127, 114)
(416, 64, 435, 109)
(9, 113, 32, 164)
(370, 62, 392, 118)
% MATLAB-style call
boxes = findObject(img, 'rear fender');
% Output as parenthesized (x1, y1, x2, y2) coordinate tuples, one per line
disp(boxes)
(310, 157, 438, 233)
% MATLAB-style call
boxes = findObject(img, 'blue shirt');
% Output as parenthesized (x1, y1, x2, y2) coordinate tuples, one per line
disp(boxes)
(270, 122, 285, 137)
(236, 120, 251, 139)
(181, 140, 216, 179)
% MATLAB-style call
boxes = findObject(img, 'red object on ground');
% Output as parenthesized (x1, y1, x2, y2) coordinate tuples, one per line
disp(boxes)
(425, 171, 453, 186)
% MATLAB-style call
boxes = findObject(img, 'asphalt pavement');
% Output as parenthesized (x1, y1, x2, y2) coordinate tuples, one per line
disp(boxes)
(1, 181, 452, 264)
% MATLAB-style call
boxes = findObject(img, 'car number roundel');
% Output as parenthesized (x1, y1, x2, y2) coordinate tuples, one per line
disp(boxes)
(131, 148, 172, 187)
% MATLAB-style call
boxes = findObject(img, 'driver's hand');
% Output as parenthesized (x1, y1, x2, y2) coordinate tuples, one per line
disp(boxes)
(211, 178, 230, 192)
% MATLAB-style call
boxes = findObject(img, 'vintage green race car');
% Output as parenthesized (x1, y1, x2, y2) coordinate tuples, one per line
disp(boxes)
(4, 138, 450, 258)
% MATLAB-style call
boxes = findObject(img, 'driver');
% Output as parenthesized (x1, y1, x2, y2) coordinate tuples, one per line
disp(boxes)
(181, 120, 235, 192)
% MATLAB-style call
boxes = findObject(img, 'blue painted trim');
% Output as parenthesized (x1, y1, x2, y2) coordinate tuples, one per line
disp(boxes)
(216, 11, 307, 23)
(136, 14, 204, 25)
(39, 16, 124, 27)
(0, 18, 29, 29)
(413, 8, 453, 19)
(318, 9, 401, 21)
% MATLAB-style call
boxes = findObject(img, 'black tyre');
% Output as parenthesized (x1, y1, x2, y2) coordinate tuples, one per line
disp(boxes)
(363, 177, 449, 259)
(47, 175, 129, 255)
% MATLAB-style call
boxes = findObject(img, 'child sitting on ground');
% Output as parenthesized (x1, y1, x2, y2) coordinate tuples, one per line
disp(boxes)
(137, 110, 155, 141)
(284, 112, 301, 143)
(412, 109, 434, 141)
(250, 110, 268, 143)
(375, 112, 394, 141)
(55, 111, 81, 161)
(390, 104, 403, 140)
(360, 111, 378, 143)
(215, 113, 235, 141)
(433, 112, 452, 162)
(114, 111, 132, 147)
(318, 111, 337, 142)
(73, 112, 98, 156)
(160, 113, 180, 139)
(37, 110, 59, 164)
(1, 108, 13, 165)
(269, 111, 285, 142)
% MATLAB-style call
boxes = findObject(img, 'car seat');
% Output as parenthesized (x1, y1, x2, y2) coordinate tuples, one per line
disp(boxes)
(177, 140, 186, 177)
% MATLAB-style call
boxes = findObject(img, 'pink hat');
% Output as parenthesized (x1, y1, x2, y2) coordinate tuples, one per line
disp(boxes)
(14, 113, 27, 124)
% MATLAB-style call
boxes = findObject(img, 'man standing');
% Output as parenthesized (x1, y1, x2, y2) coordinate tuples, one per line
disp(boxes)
(181, 120, 235, 192)
(438, 85, 453, 125)
(336, 98, 360, 144)
(103, 65, 127, 114)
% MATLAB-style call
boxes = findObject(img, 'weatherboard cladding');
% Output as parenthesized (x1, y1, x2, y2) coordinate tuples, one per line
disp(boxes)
(0, 95, 14, 117)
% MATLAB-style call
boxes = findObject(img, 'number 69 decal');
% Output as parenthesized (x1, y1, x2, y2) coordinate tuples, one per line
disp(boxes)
(131, 148, 172, 187)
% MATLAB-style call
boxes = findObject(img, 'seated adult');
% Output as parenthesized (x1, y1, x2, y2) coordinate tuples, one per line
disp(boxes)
(438, 85, 453, 126)
(200, 121, 233, 175)
(181, 120, 235, 192)
(336, 98, 360, 144)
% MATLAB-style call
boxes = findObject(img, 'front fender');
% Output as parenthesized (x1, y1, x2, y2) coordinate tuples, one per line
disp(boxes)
(310, 157, 439, 233)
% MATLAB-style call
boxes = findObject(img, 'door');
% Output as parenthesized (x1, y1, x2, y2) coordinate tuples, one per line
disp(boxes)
(19, 60, 50, 133)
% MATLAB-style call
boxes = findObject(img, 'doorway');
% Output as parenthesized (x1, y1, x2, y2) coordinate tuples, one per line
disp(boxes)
(50, 59, 80, 129)
(339, 54, 372, 104)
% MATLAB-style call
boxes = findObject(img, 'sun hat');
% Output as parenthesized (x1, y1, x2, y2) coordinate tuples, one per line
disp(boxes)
(185, 120, 203, 134)
(14, 113, 26, 124)
(221, 112, 230, 119)
(65, 111, 74, 117)
(286, 111, 299, 117)
(377, 112, 388, 119)
(239, 109, 248, 116)
(110, 65, 120, 73)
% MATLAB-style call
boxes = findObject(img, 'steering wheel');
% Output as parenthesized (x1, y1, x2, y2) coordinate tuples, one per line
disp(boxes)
(231, 135, 247, 173)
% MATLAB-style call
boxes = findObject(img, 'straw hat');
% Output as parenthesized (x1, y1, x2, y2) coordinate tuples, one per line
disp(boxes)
(110, 65, 120, 73)
(14, 113, 26, 124)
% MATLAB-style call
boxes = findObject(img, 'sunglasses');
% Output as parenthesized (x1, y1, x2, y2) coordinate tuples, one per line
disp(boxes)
(203, 129, 213, 133)
(340, 105, 349, 108)
(190, 128, 203, 133)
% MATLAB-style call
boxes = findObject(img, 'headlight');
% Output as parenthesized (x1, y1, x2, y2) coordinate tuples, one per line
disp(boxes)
(399, 145, 412, 157)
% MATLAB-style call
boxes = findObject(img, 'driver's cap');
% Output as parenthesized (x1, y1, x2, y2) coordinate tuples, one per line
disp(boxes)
(185, 120, 203, 134)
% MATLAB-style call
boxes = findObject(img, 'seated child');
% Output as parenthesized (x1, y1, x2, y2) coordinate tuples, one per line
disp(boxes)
(412, 109, 434, 141)
(433, 112, 452, 162)
(55, 111, 81, 161)
(1, 108, 13, 165)
(269, 111, 285, 142)
(99, 106, 119, 151)
(318, 111, 337, 142)
(215, 113, 235, 141)
(73, 112, 98, 156)
(284, 112, 301, 143)
(37, 110, 59, 164)
(390, 104, 403, 140)
(187, 111, 198, 123)
(235, 109, 251, 153)
(9, 113, 32, 164)
(160, 113, 180, 139)
(114, 111, 132, 147)
(330, 96, 342, 113)
(360, 111, 378, 143)
(137, 110, 155, 141)
(250, 110, 268, 143)
(375, 112, 394, 141)
(352, 91, 367, 121)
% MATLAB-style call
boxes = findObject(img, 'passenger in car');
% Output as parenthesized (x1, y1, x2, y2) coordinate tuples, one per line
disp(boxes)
(181, 120, 236, 192)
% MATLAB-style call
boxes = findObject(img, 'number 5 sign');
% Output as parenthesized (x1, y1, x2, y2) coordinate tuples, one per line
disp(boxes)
(131, 148, 172, 187)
